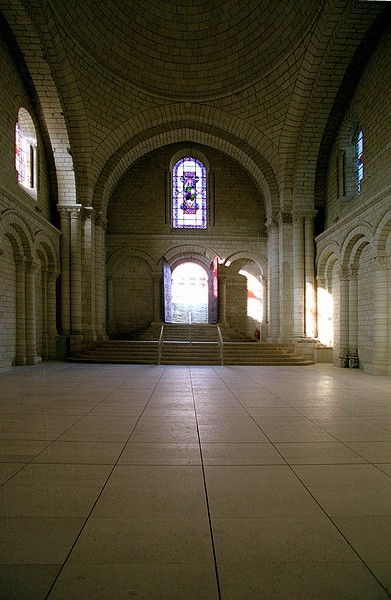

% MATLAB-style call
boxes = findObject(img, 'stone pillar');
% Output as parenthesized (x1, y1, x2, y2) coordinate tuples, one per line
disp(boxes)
(46, 270, 59, 359)
(304, 212, 317, 338)
(153, 272, 162, 322)
(15, 256, 27, 365)
(25, 258, 41, 365)
(95, 213, 107, 339)
(278, 212, 293, 343)
(366, 255, 388, 375)
(348, 265, 359, 368)
(266, 216, 279, 342)
(218, 273, 228, 325)
(69, 206, 83, 336)
(338, 266, 349, 367)
(107, 276, 114, 336)
(292, 213, 305, 338)
(83, 207, 97, 342)
(58, 207, 71, 335)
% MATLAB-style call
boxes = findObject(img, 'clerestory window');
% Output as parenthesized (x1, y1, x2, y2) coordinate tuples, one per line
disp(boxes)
(355, 129, 364, 194)
(15, 107, 38, 194)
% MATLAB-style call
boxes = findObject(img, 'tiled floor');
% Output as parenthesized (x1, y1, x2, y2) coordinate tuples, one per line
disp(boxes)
(0, 362, 390, 599)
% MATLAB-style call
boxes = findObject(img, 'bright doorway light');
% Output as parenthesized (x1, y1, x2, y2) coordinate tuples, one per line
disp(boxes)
(172, 262, 208, 323)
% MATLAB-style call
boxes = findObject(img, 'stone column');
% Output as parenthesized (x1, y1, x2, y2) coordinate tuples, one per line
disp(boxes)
(46, 270, 59, 359)
(278, 212, 293, 343)
(366, 255, 388, 375)
(95, 213, 107, 339)
(348, 265, 359, 368)
(58, 207, 71, 335)
(106, 275, 114, 336)
(69, 206, 83, 336)
(153, 272, 162, 323)
(338, 266, 349, 367)
(218, 273, 228, 325)
(266, 216, 279, 342)
(304, 212, 317, 338)
(25, 258, 41, 365)
(83, 207, 96, 342)
(292, 213, 305, 338)
(15, 256, 27, 365)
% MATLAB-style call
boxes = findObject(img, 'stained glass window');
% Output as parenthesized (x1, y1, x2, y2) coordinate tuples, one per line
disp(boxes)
(172, 157, 207, 229)
(15, 108, 38, 192)
(355, 129, 364, 194)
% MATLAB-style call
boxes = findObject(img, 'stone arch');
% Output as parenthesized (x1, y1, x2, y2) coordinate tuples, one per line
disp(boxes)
(92, 108, 279, 220)
(0, 210, 34, 260)
(223, 251, 267, 278)
(374, 203, 391, 254)
(1, 0, 79, 205)
(162, 245, 220, 271)
(340, 224, 373, 268)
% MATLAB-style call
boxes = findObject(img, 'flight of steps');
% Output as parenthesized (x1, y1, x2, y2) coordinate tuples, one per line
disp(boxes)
(68, 324, 314, 366)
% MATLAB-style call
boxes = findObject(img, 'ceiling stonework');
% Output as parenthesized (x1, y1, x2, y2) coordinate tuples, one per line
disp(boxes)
(49, 0, 320, 100)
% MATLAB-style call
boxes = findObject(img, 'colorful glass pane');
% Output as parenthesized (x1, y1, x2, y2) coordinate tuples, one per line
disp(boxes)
(356, 129, 364, 194)
(173, 157, 207, 229)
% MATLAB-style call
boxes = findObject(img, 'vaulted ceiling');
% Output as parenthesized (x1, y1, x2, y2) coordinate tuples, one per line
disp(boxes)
(1, 0, 389, 218)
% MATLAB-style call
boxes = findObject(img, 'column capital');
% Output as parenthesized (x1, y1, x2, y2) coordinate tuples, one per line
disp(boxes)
(348, 265, 359, 280)
(373, 254, 388, 270)
(95, 212, 107, 229)
(58, 204, 83, 220)
(25, 258, 39, 272)
(83, 206, 96, 222)
(278, 211, 292, 226)
(338, 266, 349, 281)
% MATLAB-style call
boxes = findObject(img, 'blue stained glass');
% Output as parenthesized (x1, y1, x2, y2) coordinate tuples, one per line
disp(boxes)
(356, 129, 364, 194)
(173, 157, 207, 229)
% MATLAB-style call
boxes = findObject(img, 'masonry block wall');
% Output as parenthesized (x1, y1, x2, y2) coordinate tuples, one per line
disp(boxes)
(106, 144, 267, 336)
(0, 26, 60, 369)
(317, 27, 391, 375)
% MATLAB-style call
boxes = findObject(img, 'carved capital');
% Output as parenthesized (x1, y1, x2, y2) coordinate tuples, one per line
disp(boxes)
(278, 212, 292, 225)
(373, 255, 388, 270)
(348, 265, 359, 280)
(83, 207, 95, 222)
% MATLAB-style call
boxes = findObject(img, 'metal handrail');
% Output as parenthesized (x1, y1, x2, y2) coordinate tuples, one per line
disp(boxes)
(217, 325, 224, 365)
(158, 324, 164, 364)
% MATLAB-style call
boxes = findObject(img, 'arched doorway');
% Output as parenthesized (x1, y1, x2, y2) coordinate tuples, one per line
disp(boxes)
(171, 262, 208, 323)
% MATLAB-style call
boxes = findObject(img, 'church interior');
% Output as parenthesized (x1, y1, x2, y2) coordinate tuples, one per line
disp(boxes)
(0, 0, 391, 598)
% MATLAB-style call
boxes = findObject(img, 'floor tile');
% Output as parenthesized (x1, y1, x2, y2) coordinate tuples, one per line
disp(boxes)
(0, 517, 84, 563)
(32, 440, 125, 464)
(0, 564, 61, 600)
(49, 563, 219, 600)
(67, 517, 214, 564)
(275, 442, 368, 464)
(92, 465, 208, 518)
(211, 516, 359, 563)
(217, 562, 389, 600)
(118, 442, 201, 465)
(205, 465, 323, 518)
(201, 442, 285, 465)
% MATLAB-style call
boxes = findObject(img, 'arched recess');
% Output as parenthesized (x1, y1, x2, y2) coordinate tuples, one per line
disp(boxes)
(222, 253, 267, 339)
(316, 244, 339, 347)
(160, 246, 221, 325)
(34, 231, 60, 359)
(339, 226, 372, 367)
(106, 249, 155, 338)
(92, 110, 279, 222)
